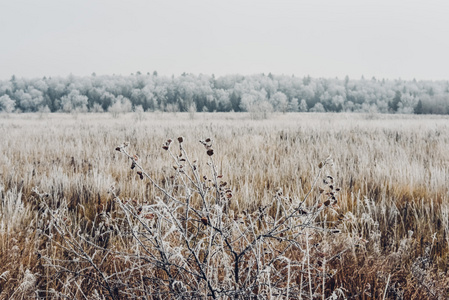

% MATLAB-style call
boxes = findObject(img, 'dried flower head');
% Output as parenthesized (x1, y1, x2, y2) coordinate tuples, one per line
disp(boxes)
(137, 171, 144, 180)
(207, 149, 214, 156)
(162, 139, 173, 150)
(178, 136, 184, 143)
(201, 216, 208, 225)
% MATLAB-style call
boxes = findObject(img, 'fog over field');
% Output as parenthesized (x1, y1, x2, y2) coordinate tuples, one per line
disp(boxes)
(2, 0, 449, 80)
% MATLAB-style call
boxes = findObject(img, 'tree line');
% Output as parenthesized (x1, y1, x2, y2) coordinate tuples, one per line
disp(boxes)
(0, 72, 448, 115)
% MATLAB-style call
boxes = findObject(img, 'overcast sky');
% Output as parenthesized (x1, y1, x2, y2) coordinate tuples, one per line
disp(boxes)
(1, 0, 449, 80)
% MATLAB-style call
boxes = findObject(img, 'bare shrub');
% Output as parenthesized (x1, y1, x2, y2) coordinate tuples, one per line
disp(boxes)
(32, 136, 352, 298)
(106, 138, 350, 298)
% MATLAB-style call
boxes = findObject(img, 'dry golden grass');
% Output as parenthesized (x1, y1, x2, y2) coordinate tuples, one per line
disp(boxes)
(1, 112, 449, 298)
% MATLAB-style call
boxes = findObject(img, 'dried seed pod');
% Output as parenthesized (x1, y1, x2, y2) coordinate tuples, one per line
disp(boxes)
(131, 161, 136, 169)
(298, 208, 308, 215)
(178, 136, 184, 143)
(207, 149, 214, 156)
(226, 193, 233, 199)
(201, 216, 208, 225)
(324, 199, 331, 206)
(137, 171, 144, 180)
(115, 147, 121, 152)
(162, 145, 169, 151)
(318, 162, 323, 169)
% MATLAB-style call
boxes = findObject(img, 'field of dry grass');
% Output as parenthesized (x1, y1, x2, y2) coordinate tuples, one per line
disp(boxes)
(1, 112, 449, 298)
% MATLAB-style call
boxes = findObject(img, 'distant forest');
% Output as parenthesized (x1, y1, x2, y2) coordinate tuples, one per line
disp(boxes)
(0, 72, 448, 115)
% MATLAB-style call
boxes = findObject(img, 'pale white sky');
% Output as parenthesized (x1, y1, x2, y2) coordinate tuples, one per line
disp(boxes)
(1, 0, 449, 80)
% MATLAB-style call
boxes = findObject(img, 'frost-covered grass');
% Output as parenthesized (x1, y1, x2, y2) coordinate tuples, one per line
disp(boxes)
(0, 112, 449, 298)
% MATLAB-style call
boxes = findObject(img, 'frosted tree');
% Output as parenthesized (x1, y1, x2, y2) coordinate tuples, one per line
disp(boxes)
(288, 98, 299, 112)
(331, 95, 345, 111)
(240, 90, 272, 119)
(0, 95, 15, 113)
(271, 91, 288, 113)
(215, 89, 231, 111)
(239, 90, 267, 112)
(299, 99, 308, 112)
(188, 102, 197, 119)
(90, 103, 104, 113)
(397, 93, 417, 114)
(134, 105, 145, 121)
(344, 101, 355, 112)
(165, 103, 179, 114)
(14, 90, 33, 112)
(108, 95, 132, 118)
(60, 90, 88, 112)
(310, 102, 325, 112)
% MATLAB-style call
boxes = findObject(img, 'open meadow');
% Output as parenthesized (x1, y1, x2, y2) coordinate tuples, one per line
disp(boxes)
(1, 112, 449, 299)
